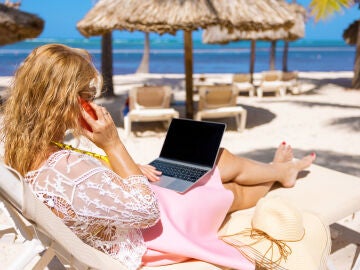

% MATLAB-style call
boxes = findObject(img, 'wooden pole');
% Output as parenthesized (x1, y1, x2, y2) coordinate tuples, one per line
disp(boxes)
(282, 41, 289, 72)
(269, 40, 277, 70)
(101, 32, 114, 97)
(184, 30, 194, 119)
(250, 40, 256, 83)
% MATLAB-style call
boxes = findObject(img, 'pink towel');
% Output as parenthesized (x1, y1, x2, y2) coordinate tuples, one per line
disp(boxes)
(142, 168, 254, 270)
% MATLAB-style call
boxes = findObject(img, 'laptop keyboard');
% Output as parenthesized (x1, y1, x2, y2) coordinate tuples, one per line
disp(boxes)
(149, 160, 208, 183)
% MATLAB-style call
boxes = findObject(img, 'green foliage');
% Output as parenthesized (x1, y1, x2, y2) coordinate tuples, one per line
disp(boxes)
(309, 0, 354, 21)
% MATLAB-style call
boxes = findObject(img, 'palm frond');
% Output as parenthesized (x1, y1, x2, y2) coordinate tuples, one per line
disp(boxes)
(309, 0, 354, 21)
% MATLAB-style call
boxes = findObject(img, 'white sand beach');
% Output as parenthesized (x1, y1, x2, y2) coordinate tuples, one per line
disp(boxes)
(0, 71, 359, 269)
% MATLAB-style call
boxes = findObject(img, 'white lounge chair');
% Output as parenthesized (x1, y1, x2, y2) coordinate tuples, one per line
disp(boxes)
(0, 163, 222, 270)
(2, 162, 360, 269)
(124, 85, 179, 138)
(195, 85, 247, 132)
(257, 70, 286, 97)
(282, 71, 301, 94)
(232, 73, 255, 97)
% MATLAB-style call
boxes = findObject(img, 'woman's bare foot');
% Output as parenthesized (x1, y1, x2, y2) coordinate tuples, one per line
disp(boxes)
(278, 153, 316, 188)
(273, 142, 293, 163)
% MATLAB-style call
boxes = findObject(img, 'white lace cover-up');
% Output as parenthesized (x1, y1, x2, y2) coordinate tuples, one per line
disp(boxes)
(25, 150, 160, 270)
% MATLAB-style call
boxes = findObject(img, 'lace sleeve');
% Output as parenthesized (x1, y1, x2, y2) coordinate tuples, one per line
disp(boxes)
(73, 169, 160, 229)
(29, 151, 160, 230)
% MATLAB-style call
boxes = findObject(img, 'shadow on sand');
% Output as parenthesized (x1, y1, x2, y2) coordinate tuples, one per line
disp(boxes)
(303, 76, 353, 89)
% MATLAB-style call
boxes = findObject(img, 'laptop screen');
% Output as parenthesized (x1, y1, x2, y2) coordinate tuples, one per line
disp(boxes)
(159, 118, 226, 167)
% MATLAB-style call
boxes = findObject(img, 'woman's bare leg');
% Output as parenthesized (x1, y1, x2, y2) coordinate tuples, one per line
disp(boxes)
(217, 146, 315, 187)
(218, 143, 316, 212)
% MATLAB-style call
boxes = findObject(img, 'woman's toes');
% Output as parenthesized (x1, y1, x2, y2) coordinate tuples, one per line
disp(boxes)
(273, 142, 287, 163)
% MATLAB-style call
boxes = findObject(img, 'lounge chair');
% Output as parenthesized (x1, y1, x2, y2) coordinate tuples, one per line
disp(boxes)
(1, 162, 360, 269)
(0, 163, 221, 270)
(232, 73, 255, 97)
(257, 70, 286, 97)
(282, 71, 301, 94)
(124, 85, 179, 138)
(195, 85, 247, 132)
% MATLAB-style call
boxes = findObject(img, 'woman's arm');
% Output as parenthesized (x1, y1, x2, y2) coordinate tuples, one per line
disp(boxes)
(80, 102, 141, 178)
(74, 170, 160, 229)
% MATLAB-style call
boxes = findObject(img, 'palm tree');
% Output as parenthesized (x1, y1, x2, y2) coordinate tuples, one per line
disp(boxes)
(136, 32, 150, 73)
(282, 0, 298, 72)
(309, 0, 358, 88)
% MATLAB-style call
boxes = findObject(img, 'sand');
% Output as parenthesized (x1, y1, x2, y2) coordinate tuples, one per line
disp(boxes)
(0, 71, 359, 269)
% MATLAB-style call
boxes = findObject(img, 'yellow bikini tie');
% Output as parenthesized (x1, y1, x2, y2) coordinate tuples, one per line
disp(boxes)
(52, 141, 110, 164)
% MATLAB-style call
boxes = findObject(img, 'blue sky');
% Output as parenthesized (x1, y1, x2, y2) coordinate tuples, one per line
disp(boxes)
(20, 0, 359, 41)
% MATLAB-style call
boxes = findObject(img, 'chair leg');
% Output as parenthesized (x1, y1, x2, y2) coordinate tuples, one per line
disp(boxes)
(0, 227, 17, 237)
(32, 247, 56, 270)
(279, 87, 286, 97)
(249, 88, 254, 97)
(194, 113, 202, 121)
(124, 116, 131, 138)
(257, 88, 263, 98)
(240, 110, 247, 132)
(236, 110, 247, 132)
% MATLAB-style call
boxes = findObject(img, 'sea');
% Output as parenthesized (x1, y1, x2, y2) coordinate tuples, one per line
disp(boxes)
(0, 36, 355, 76)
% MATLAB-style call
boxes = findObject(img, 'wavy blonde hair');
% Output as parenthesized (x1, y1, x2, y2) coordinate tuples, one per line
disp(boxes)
(1, 44, 102, 176)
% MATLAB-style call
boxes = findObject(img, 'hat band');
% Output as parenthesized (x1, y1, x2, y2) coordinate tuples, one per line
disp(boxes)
(221, 228, 305, 270)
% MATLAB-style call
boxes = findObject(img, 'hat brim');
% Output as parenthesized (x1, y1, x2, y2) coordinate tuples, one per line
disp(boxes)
(219, 210, 331, 270)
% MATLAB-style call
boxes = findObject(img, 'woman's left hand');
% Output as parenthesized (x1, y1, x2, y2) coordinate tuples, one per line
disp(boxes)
(138, 164, 162, 182)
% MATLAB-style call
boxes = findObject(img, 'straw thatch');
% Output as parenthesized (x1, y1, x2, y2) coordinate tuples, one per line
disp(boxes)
(202, 3, 306, 44)
(0, 3, 44, 46)
(77, 0, 295, 37)
(77, 0, 296, 118)
(343, 20, 358, 45)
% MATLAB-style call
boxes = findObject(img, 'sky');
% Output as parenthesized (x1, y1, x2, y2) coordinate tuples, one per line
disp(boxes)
(19, 0, 360, 41)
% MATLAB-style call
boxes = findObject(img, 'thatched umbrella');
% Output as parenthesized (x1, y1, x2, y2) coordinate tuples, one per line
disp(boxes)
(77, 0, 295, 118)
(203, 3, 305, 79)
(0, 3, 44, 46)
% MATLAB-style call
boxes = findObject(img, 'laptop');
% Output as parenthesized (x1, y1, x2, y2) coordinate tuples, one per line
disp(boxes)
(149, 118, 226, 193)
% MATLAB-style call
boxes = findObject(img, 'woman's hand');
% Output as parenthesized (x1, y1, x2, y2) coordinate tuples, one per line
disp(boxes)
(80, 102, 122, 151)
(81, 102, 142, 178)
(138, 164, 162, 182)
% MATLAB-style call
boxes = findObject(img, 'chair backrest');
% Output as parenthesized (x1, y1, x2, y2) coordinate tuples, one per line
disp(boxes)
(0, 163, 127, 270)
(261, 71, 282, 82)
(0, 164, 22, 211)
(282, 71, 298, 81)
(198, 85, 238, 110)
(129, 85, 172, 110)
(232, 73, 251, 83)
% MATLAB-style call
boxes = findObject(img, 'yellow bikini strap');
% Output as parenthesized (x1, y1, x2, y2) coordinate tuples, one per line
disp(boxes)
(52, 141, 110, 164)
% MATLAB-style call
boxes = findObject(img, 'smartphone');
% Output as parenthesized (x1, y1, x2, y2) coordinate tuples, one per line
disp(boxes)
(79, 97, 97, 132)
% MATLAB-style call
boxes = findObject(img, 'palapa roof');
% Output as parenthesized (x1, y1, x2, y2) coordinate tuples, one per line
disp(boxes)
(77, 0, 295, 37)
(202, 3, 306, 44)
(0, 3, 44, 46)
(343, 20, 358, 45)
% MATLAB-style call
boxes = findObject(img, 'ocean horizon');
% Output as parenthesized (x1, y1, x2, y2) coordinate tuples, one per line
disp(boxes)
(0, 37, 355, 76)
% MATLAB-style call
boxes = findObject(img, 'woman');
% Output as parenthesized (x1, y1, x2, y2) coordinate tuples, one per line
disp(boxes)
(1, 44, 315, 270)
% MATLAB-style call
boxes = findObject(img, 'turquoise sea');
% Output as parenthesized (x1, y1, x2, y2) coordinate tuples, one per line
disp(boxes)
(0, 37, 355, 76)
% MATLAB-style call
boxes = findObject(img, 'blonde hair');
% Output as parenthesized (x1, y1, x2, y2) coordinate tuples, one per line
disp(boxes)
(1, 44, 102, 175)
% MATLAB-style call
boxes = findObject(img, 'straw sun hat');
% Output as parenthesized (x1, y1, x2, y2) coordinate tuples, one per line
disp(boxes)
(219, 196, 331, 270)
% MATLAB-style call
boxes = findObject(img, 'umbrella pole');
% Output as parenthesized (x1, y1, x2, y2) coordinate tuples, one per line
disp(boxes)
(250, 40, 256, 84)
(101, 31, 114, 97)
(282, 41, 289, 72)
(269, 41, 277, 71)
(184, 30, 194, 119)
